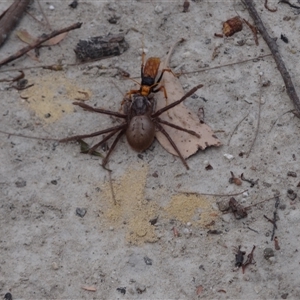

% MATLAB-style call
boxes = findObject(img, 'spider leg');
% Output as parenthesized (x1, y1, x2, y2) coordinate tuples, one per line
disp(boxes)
(73, 102, 126, 118)
(155, 122, 189, 170)
(102, 128, 126, 167)
(152, 84, 203, 118)
(60, 123, 126, 142)
(156, 117, 200, 138)
(88, 126, 127, 154)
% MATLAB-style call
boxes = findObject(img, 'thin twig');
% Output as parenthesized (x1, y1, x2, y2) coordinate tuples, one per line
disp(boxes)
(243, 18, 259, 45)
(246, 73, 262, 158)
(107, 170, 116, 205)
(37, 0, 52, 30)
(228, 112, 249, 145)
(177, 189, 248, 197)
(0, 0, 31, 47)
(0, 130, 59, 141)
(0, 53, 272, 74)
(0, 22, 82, 68)
(279, 0, 300, 9)
(243, 0, 300, 116)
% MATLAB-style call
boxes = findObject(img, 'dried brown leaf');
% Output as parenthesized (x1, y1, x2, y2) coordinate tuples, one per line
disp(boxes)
(155, 41, 221, 158)
(16, 29, 36, 44)
(16, 29, 68, 46)
(196, 285, 204, 295)
(43, 32, 68, 46)
(81, 285, 97, 292)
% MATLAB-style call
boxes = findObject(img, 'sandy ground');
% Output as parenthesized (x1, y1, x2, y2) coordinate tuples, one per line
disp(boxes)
(1, 0, 300, 299)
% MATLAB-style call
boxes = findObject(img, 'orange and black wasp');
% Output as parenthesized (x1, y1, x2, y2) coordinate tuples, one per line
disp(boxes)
(125, 50, 174, 100)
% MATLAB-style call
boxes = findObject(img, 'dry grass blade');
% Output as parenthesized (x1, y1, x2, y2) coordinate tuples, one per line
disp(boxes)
(155, 40, 221, 158)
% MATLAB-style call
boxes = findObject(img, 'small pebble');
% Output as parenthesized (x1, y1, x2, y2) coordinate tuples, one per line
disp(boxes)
(183, 228, 191, 235)
(287, 189, 297, 200)
(144, 256, 152, 265)
(44, 113, 51, 118)
(254, 285, 262, 294)
(51, 180, 57, 185)
(281, 293, 289, 299)
(154, 5, 163, 13)
(52, 262, 59, 270)
(224, 153, 234, 161)
(109, 226, 114, 231)
(76, 207, 87, 218)
(15, 179, 26, 188)
(186, 222, 192, 227)
(242, 191, 249, 197)
(182, 51, 191, 58)
(49, 5, 55, 10)
(116, 287, 126, 295)
(287, 171, 297, 177)
(135, 283, 146, 294)
(263, 248, 274, 260)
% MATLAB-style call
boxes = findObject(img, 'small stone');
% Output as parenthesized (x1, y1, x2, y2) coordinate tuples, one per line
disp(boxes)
(154, 5, 163, 13)
(221, 213, 232, 223)
(279, 204, 286, 210)
(135, 283, 146, 294)
(144, 256, 152, 265)
(281, 293, 289, 299)
(254, 285, 262, 294)
(242, 191, 249, 197)
(287, 171, 297, 177)
(186, 222, 192, 227)
(224, 153, 234, 161)
(51, 180, 57, 185)
(263, 248, 274, 260)
(44, 113, 51, 118)
(49, 5, 55, 10)
(116, 287, 126, 295)
(109, 226, 114, 231)
(217, 199, 230, 211)
(183, 51, 191, 58)
(287, 189, 297, 200)
(52, 262, 59, 270)
(15, 179, 26, 188)
(183, 228, 191, 236)
(76, 208, 87, 218)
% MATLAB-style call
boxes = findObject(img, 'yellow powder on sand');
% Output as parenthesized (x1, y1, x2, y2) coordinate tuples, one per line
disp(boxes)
(101, 164, 159, 245)
(165, 193, 218, 226)
(20, 73, 91, 123)
(100, 164, 219, 245)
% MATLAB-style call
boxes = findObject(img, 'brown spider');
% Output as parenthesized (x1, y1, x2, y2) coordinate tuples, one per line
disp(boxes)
(60, 84, 203, 169)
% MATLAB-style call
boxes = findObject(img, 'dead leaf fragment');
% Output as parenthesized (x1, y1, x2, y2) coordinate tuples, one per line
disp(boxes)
(44, 32, 68, 46)
(16, 29, 36, 44)
(223, 16, 243, 37)
(196, 285, 204, 295)
(16, 29, 68, 46)
(155, 41, 221, 159)
(81, 285, 97, 292)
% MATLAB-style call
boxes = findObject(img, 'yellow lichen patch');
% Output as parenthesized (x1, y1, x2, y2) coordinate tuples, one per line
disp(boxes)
(20, 73, 91, 123)
(101, 164, 159, 245)
(164, 193, 219, 226)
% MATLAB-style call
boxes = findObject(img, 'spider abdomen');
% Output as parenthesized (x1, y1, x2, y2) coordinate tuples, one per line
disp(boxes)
(126, 115, 155, 152)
